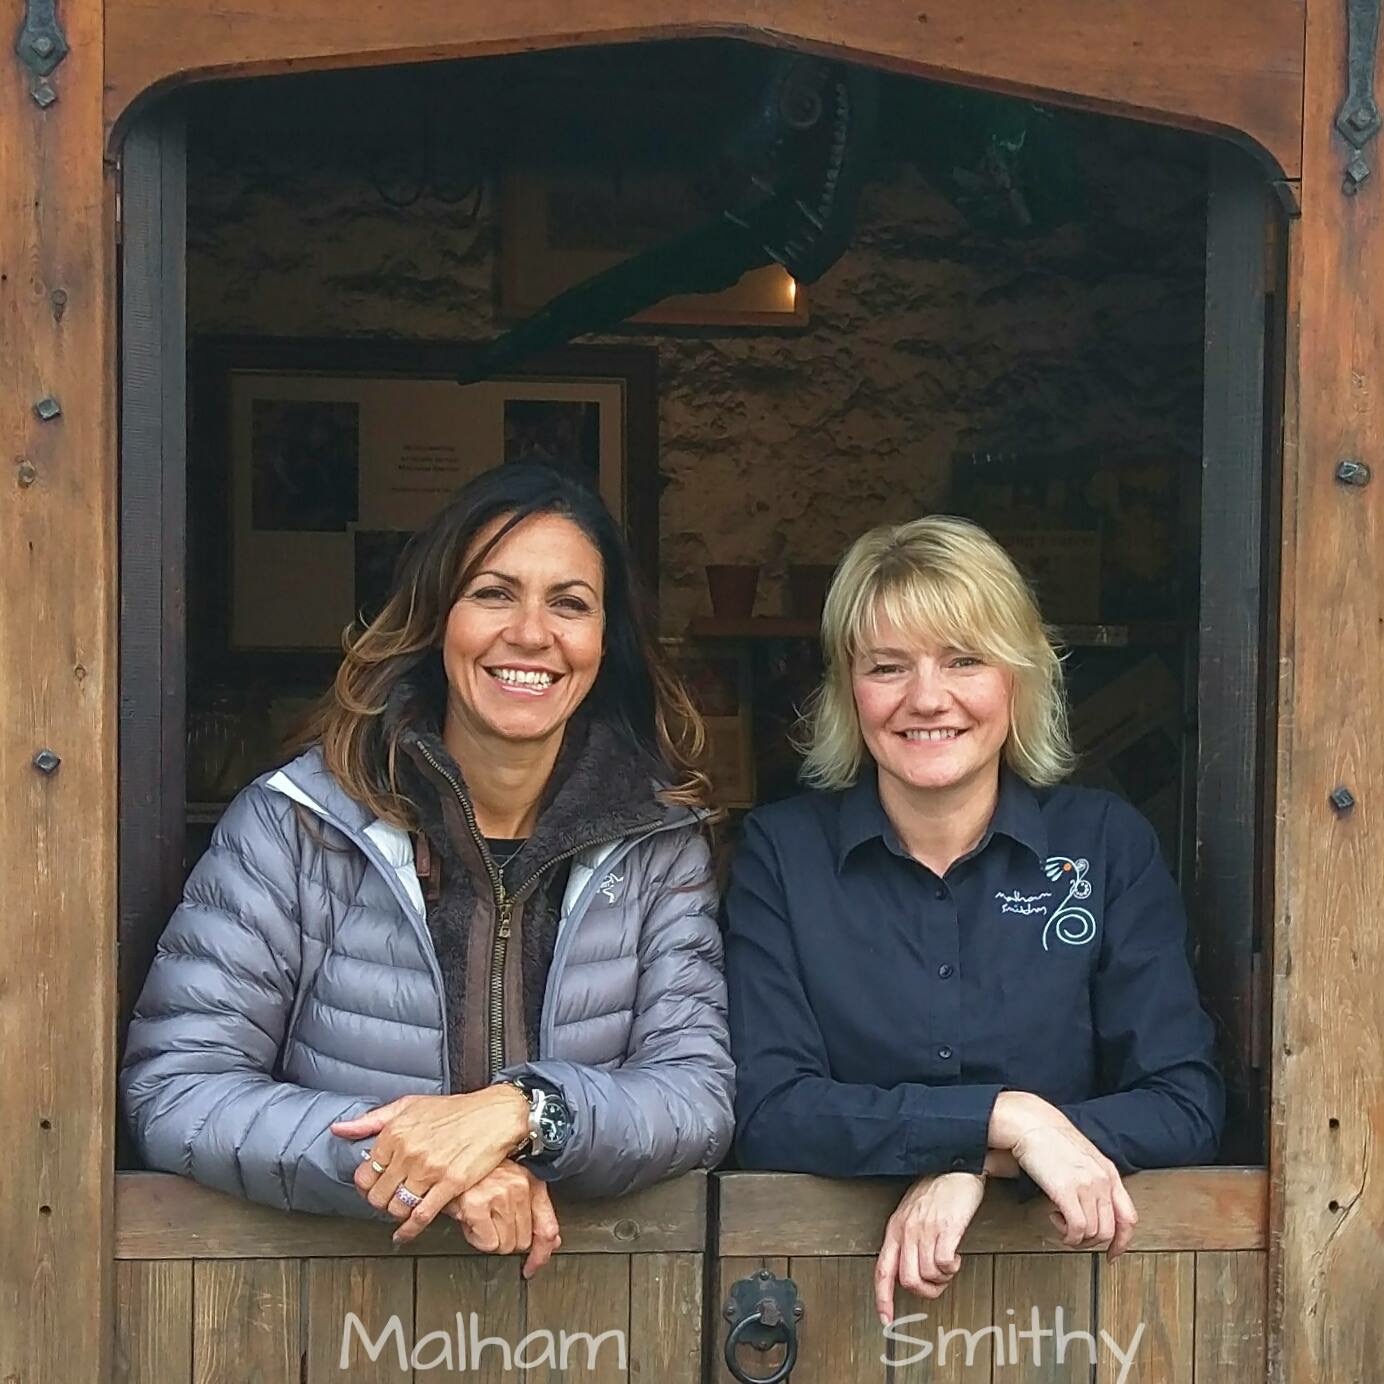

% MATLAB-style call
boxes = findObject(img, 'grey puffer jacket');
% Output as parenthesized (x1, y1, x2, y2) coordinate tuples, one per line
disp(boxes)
(119, 745, 734, 1218)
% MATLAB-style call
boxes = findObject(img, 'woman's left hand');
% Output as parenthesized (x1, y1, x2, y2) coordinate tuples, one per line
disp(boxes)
(874, 1172, 986, 1323)
(331, 1085, 531, 1243)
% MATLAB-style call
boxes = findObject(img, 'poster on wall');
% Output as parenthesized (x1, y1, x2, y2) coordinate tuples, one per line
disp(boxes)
(206, 340, 659, 655)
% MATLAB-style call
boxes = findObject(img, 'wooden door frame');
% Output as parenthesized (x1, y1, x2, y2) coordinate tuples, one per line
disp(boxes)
(11, 3, 1384, 1380)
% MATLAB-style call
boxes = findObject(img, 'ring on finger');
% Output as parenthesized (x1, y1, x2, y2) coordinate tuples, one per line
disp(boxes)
(394, 1185, 424, 1210)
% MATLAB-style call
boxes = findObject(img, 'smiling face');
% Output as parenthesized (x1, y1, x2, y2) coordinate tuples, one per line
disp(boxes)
(850, 609, 1014, 799)
(441, 511, 605, 749)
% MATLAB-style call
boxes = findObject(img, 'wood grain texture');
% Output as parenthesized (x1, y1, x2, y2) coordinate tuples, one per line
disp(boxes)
(414, 1257, 524, 1384)
(1271, 0, 1384, 1379)
(787, 1256, 882, 1382)
(115, 1169, 706, 1256)
(0, 0, 116, 1378)
(715, 1169, 1266, 1257)
(1095, 1252, 1194, 1383)
(522, 1253, 630, 1382)
(104, 0, 1305, 176)
(1193, 1251, 1267, 1383)
(114, 1260, 193, 1384)
(992, 1253, 1093, 1383)
(304, 1257, 414, 1381)
(192, 1258, 302, 1383)
(628, 1252, 702, 1384)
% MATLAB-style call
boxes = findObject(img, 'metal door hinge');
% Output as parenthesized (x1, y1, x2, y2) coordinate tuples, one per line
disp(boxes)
(1337, 0, 1383, 194)
(14, 0, 68, 108)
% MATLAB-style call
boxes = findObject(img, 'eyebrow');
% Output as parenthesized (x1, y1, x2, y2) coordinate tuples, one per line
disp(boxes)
(470, 569, 599, 597)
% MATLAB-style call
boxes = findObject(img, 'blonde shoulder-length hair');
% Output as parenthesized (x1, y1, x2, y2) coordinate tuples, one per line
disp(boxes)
(798, 514, 1075, 791)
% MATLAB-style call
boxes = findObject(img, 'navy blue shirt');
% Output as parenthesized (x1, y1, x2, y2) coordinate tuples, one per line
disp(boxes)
(723, 767, 1225, 1179)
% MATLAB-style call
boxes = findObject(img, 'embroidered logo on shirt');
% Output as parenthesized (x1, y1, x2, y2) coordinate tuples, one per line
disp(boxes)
(1040, 856, 1097, 950)
(995, 888, 1053, 916)
(598, 870, 625, 903)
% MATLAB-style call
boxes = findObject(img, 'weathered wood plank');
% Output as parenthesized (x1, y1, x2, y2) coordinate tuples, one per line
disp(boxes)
(304, 1258, 414, 1382)
(1198, 138, 1271, 1164)
(192, 1259, 302, 1383)
(104, 0, 1304, 177)
(414, 1257, 524, 1383)
(1095, 1251, 1194, 1384)
(1193, 1250, 1266, 1384)
(887, 1252, 995, 1382)
(788, 1257, 882, 1382)
(715, 1169, 1266, 1256)
(1272, 0, 1384, 1379)
(522, 1254, 630, 1382)
(114, 1260, 193, 1384)
(628, 1252, 702, 1384)
(0, 0, 116, 1377)
(992, 1253, 1093, 1382)
(115, 1169, 706, 1256)
(714, 1256, 789, 1384)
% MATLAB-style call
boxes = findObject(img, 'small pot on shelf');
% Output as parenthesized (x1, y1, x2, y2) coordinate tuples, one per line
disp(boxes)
(705, 564, 761, 619)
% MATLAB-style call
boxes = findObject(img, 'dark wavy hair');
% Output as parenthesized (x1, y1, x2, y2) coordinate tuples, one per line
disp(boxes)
(293, 461, 715, 827)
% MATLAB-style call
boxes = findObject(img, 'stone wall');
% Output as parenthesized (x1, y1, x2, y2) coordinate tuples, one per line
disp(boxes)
(186, 56, 1208, 634)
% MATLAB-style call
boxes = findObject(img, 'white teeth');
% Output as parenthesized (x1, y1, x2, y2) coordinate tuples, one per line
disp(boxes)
(491, 668, 555, 688)
(904, 728, 960, 742)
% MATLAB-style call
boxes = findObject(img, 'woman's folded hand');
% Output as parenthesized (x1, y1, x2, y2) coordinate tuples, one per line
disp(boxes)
(874, 1171, 987, 1323)
(444, 1160, 562, 1278)
(989, 1091, 1137, 1257)
(331, 1085, 531, 1243)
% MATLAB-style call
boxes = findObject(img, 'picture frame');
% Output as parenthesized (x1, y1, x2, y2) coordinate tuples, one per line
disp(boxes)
(661, 638, 756, 810)
(501, 168, 809, 329)
(189, 337, 660, 688)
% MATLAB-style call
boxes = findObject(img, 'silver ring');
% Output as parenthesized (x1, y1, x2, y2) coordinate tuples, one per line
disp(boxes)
(370, 1159, 388, 1175)
(394, 1185, 423, 1210)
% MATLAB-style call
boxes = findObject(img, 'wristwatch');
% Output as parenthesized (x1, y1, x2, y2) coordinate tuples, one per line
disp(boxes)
(507, 1075, 574, 1163)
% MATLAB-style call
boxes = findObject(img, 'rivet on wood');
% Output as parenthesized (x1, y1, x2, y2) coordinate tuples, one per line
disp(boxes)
(17, 461, 37, 488)
(50, 289, 67, 321)
(612, 1218, 639, 1242)
(32, 749, 60, 775)
(1330, 785, 1356, 813)
(33, 396, 61, 422)
(1336, 458, 1371, 486)
(31, 78, 57, 110)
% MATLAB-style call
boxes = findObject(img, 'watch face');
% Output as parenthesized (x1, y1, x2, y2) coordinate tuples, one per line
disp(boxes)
(538, 1096, 573, 1150)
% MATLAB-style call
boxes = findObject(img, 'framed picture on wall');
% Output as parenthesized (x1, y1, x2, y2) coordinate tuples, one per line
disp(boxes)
(661, 639, 756, 810)
(501, 168, 808, 329)
(189, 337, 660, 681)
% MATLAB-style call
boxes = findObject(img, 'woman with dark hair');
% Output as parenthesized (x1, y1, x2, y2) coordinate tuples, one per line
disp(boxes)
(121, 462, 734, 1269)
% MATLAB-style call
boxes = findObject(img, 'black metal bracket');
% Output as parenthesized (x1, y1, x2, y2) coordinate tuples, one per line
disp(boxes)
(723, 1269, 803, 1384)
(14, 0, 69, 108)
(1337, 0, 1383, 194)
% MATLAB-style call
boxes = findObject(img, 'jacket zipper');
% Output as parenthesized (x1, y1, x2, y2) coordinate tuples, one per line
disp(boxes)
(414, 740, 655, 1078)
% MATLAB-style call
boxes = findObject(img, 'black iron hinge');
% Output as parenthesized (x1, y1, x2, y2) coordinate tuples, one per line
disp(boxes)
(1337, 0, 1383, 194)
(14, 0, 69, 108)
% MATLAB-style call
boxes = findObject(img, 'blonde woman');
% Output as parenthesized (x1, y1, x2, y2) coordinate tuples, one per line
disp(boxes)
(122, 462, 733, 1265)
(723, 515, 1222, 1321)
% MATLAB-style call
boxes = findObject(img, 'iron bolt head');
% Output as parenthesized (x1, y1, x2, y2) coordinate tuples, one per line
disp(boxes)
(17, 461, 37, 488)
(1350, 104, 1378, 132)
(32, 749, 61, 775)
(612, 1218, 639, 1242)
(1336, 459, 1371, 486)
(1330, 786, 1356, 813)
(33, 396, 61, 421)
(32, 35, 54, 57)
(31, 80, 57, 109)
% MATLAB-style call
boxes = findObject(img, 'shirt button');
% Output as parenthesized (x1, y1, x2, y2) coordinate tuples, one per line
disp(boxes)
(934, 885, 948, 900)
(938, 1045, 953, 1060)
(938, 964, 954, 979)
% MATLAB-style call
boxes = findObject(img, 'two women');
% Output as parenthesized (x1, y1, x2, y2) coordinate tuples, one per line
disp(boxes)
(120, 463, 734, 1260)
(724, 516, 1224, 1319)
(123, 475, 1222, 1299)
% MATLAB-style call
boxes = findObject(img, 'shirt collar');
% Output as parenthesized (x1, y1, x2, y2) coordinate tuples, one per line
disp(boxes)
(835, 763, 1048, 870)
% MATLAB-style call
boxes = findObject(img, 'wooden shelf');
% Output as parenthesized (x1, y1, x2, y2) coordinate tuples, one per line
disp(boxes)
(687, 618, 1183, 648)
